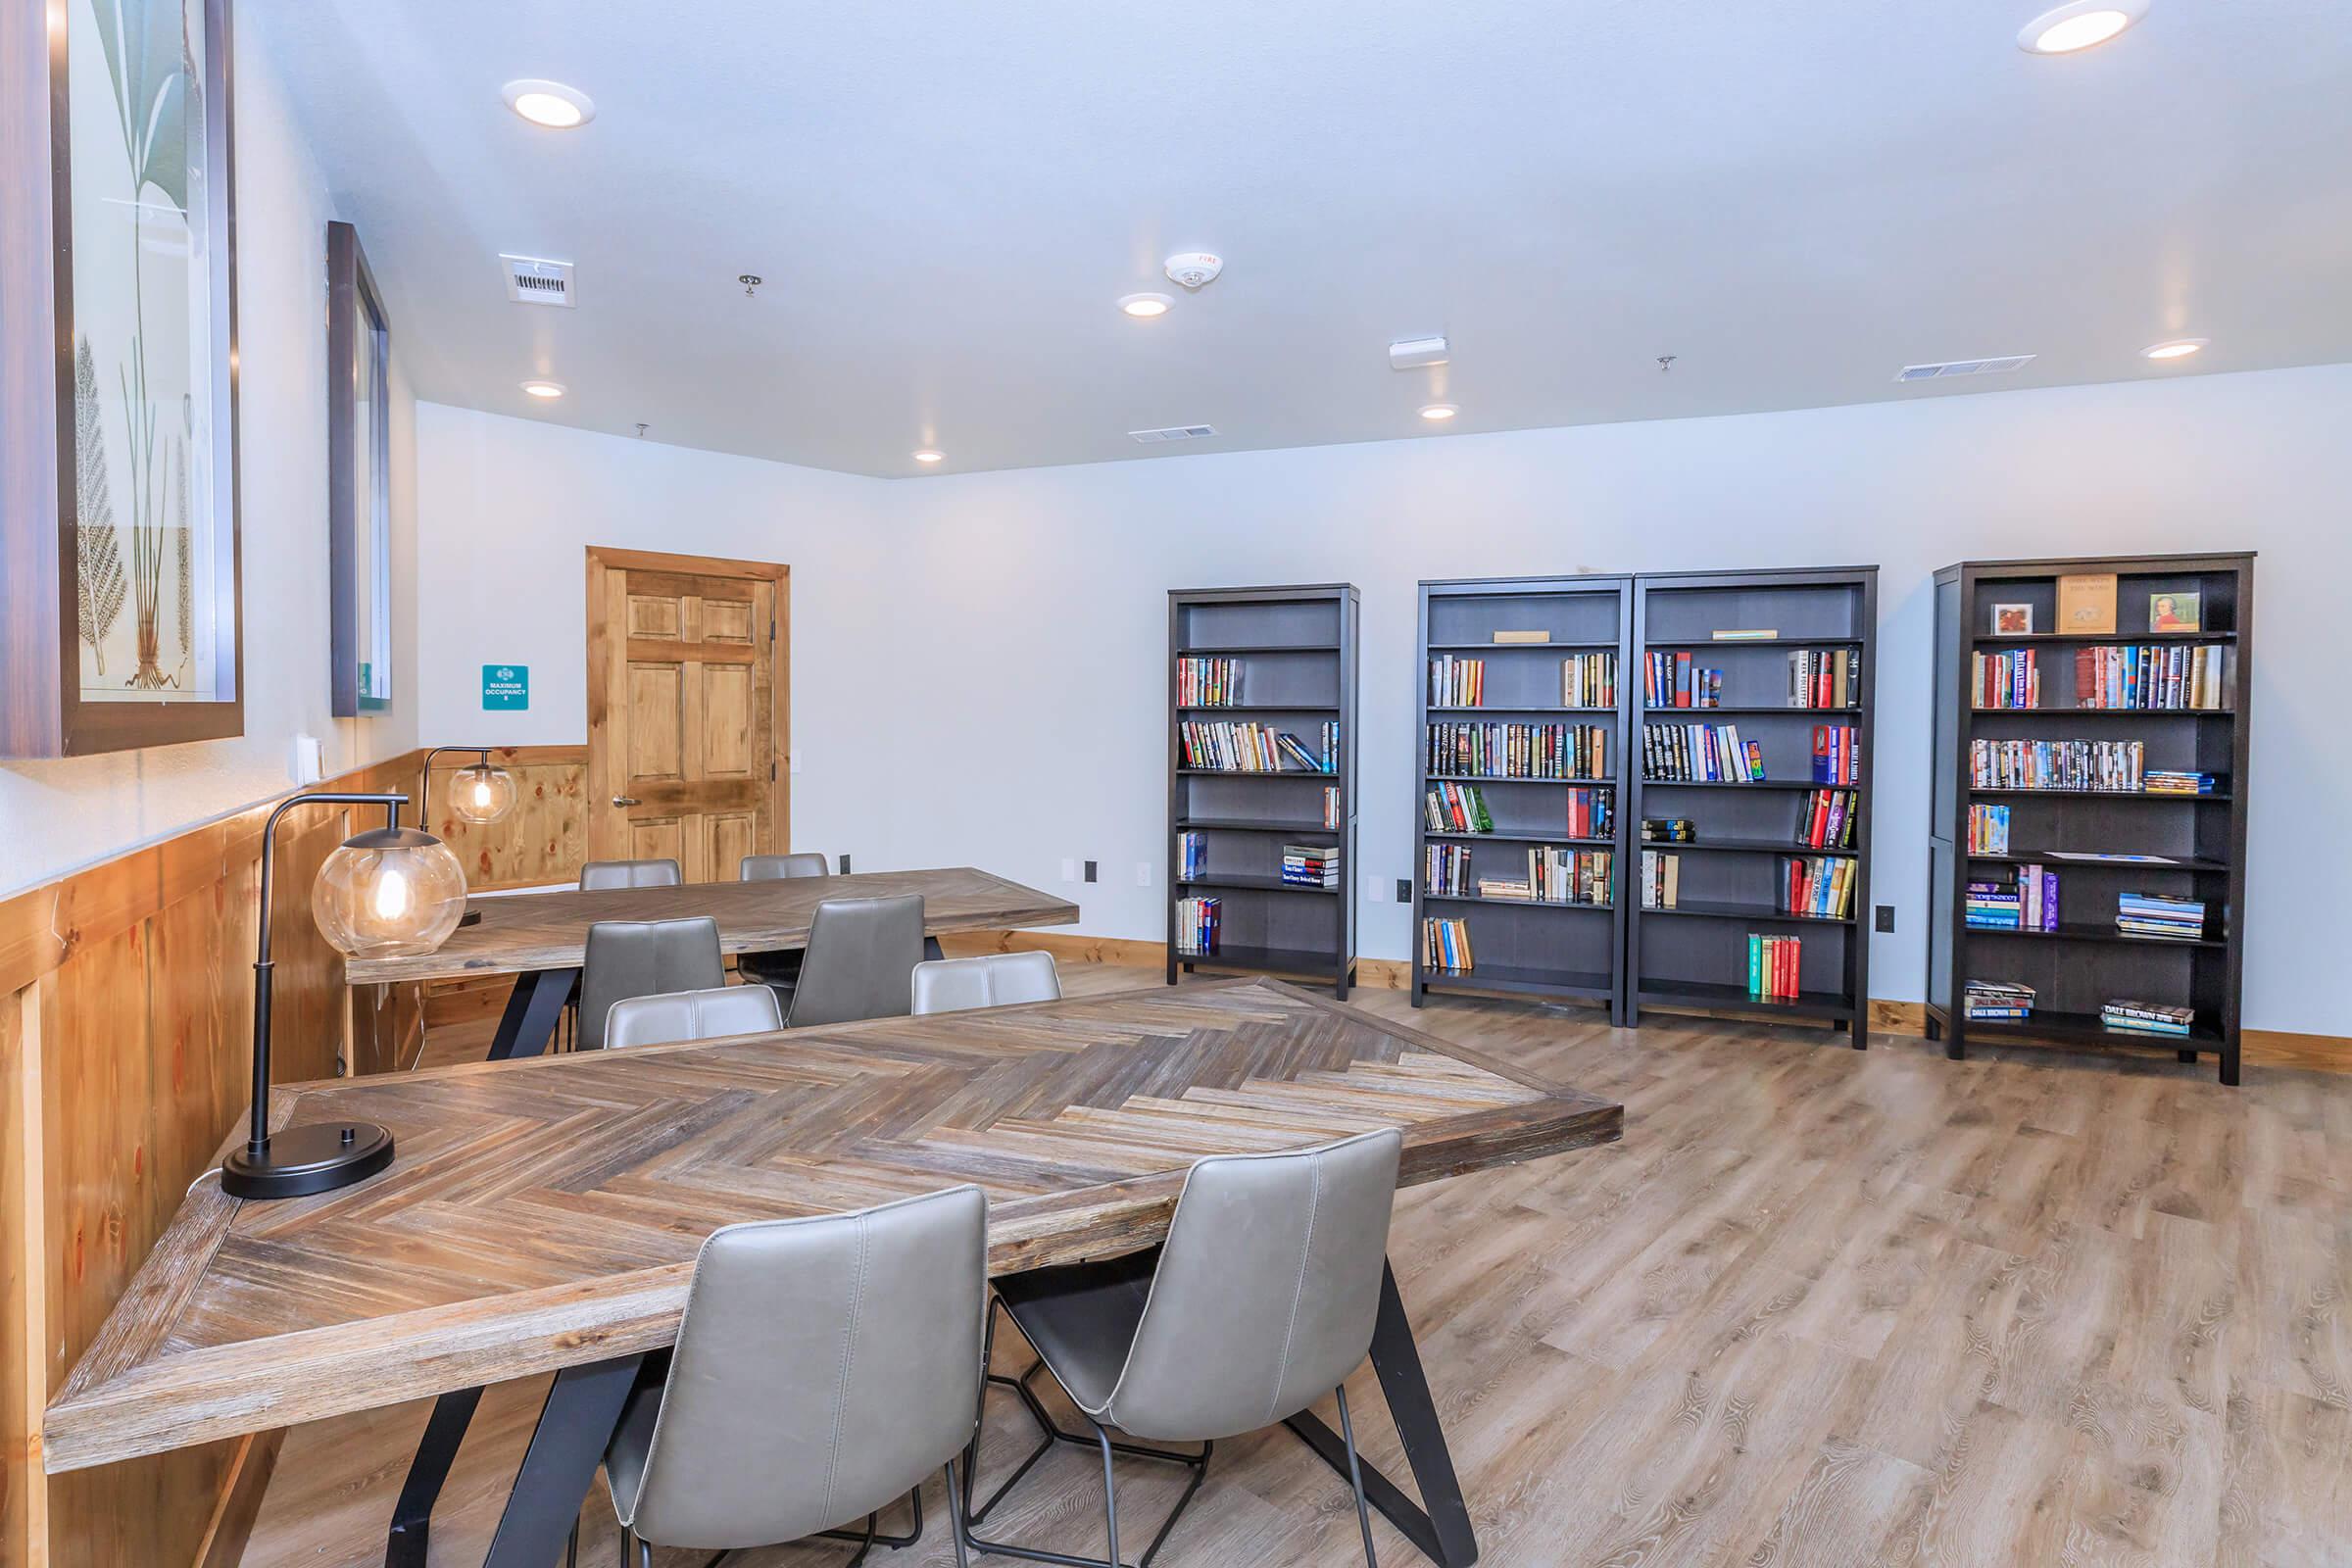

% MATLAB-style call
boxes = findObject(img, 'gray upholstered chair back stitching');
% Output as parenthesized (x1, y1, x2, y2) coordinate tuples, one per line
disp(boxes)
(740, 852, 829, 880)
(578, 917, 726, 1053)
(786, 893, 925, 1028)
(605, 1185, 988, 1552)
(605, 985, 781, 1050)
(1104, 1127, 1401, 1442)
(579, 858, 683, 891)
(910, 952, 1061, 1016)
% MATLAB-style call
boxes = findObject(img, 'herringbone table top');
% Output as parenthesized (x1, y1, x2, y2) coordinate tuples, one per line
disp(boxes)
(42, 977, 1619, 1474)
(342, 865, 1080, 983)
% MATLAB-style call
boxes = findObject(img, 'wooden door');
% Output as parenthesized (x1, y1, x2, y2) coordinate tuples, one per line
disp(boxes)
(586, 549, 788, 881)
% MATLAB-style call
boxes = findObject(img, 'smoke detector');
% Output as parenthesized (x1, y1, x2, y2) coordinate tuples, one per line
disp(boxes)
(1389, 335, 1449, 370)
(501, 254, 575, 307)
(1163, 252, 1223, 290)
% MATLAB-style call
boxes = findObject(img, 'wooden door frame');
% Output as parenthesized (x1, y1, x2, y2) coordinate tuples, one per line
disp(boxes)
(584, 547, 790, 864)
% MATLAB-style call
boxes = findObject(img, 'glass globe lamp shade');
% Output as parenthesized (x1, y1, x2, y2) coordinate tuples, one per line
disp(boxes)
(310, 828, 469, 958)
(450, 762, 518, 825)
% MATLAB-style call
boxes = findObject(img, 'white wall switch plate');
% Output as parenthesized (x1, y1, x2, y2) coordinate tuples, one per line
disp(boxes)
(1060, 858, 1079, 883)
(290, 734, 324, 785)
(1136, 860, 1152, 886)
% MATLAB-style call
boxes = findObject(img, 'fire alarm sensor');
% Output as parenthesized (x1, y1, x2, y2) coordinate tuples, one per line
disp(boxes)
(1163, 252, 1223, 290)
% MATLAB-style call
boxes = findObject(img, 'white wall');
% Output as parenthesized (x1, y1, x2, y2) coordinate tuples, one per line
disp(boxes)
(411, 363, 2350, 1034)
(0, 9, 421, 897)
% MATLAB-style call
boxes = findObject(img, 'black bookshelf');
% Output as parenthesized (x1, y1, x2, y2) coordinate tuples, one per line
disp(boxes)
(1626, 566, 1879, 1047)
(1167, 584, 1359, 997)
(1926, 553, 2253, 1085)
(1410, 575, 1634, 1017)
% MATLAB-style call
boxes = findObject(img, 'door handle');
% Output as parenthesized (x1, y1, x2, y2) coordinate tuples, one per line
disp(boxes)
(612, 796, 641, 808)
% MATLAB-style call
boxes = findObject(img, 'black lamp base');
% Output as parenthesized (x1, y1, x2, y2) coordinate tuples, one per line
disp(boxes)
(220, 1121, 395, 1200)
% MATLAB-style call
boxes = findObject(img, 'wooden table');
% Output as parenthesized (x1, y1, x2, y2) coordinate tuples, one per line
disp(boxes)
(345, 865, 1079, 1059)
(44, 978, 1620, 1568)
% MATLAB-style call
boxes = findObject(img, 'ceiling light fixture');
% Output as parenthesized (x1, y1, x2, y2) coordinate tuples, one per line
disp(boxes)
(2141, 337, 2207, 361)
(502, 78, 596, 128)
(520, 379, 565, 399)
(1118, 292, 1174, 318)
(1419, 403, 1458, 422)
(2016, 0, 2148, 54)
(913, 449, 945, 465)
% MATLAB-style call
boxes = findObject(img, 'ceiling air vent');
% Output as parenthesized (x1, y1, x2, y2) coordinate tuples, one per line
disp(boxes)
(1895, 354, 2034, 382)
(501, 254, 575, 307)
(1129, 424, 1218, 444)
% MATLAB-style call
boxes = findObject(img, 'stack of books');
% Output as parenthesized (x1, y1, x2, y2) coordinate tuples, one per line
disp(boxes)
(2143, 770, 2217, 796)
(1425, 843, 1470, 897)
(1174, 896, 1221, 956)
(1180, 721, 1330, 773)
(1966, 864, 2058, 930)
(1641, 817, 1695, 843)
(1429, 656, 1485, 707)
(1969, 737, 2144, 792)
(1964, 979, 2035, 1020)
(2101, 1000, 2194, 1037)
(1176, 656, 1242, 707)
(1566, 786, 1613, 839)
(1747, 934, 1801, 1000)
(1422, 917, 1473, 972)
(1781, 856, 1856, 919)
(1282, 843, 1341, 890)
(1812, 724, 1858, 785)
(1561, 653, 1617, 708)
(1176, 831, 1206, 881)
(2117, 892, 2205, 940)
(1643, 722, 1765, 782)
(1788, 649, 1861, 709)
(1798, 788, 1856, 849)
(1427, 721, 1608, 779)
(1424, 782, 1494, 833)
(1965, 803, 2012, 855)
(2076, 644, 2227, 710)
(1641, 850, 1680, 908)
(1972, 648, 2040, 710)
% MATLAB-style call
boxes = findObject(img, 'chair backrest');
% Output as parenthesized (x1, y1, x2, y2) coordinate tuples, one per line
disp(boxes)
(579, 858, 683, 892)
(605, 984, 782, 1050)
(910, 952, 1061, 1016)
(608, 1186, 987, 1549)
(1102, 1127, 1401, 1442)
(579, 916, 727, 1052)
(740, 852, 829, 881)
(785, 893, 924, 1028)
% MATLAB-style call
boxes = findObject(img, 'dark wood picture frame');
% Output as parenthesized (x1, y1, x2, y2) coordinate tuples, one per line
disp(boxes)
(327, 220, 391, 716)
(0, 0, 245, 758)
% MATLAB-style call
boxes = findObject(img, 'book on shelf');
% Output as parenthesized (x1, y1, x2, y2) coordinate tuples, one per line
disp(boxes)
(1972, 648, 2041, 710)
(1714, 629, 1778, 642)
(1561, 653, 1617, 708)
(1642, 817, 1695, 843)
(1180, 720, 1337, 773)
(1800, 789, 1856, 850)
(1965, 803, 2011, 855)
(2117, 891, 2206, 940)
(1966, 864, 2059, 931)
(1747, 933, 1801, 999)
(2101, 999, 2194, 1036)
(1642, 722, 1766, 782)
(1323, 786, 1341, 828)
(1174, 896, 1221, 956)
(1478, 848, 1610, 905)
(1811, 724, 1858, 785)
(1424, 781, 1495, 833)
(1969, 738, 2145, 793)
(1781, 856, 1857, 919)
(1425, 843, 1471, 897)
(1492, 630, 1549, 644)
(1429, 655, 1485, 707)
(1641, 849, 1681, 908)
(2047, 850, 2175, 863)
(2057, 573, 2118, 635)
(1565, 786, 1613, 840)
(1422, 917, 1473, 971)
(1281, 843, 1342, 889)
(1176, 656, 1242, 707)
(2072, 644, 2228, 711)
(1788, 649, 1860, 709)
(1643, 652, 1716, 710)
(1427, 721, 1608, 780)
(1965, 978, 2036, 1020)
(2143, 770, 2216, 796)
(1177, 831, 1207, 881)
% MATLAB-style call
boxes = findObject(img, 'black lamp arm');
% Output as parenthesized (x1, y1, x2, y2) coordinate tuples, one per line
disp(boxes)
(416, 746, 503, 829)
(247, 791, 407, 1155)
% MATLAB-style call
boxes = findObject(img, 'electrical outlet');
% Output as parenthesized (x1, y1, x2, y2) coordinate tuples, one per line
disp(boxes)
(1396, 878, 1413, 904)
(1083, 859, 1098, 884)
(1875, 905, 1895, 933)
(1136, 861, 1152, 886)
(838, 854, 852, 874)
(1060, 858, 1078, 883)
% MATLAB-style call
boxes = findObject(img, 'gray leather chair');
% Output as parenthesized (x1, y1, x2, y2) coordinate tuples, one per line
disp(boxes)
(579, 858, 684, 891)
(911, 953, 1062, 1016)
(737, 852, 829, 1001)
(783, 893, 924, 1029)
(959, 1128, 1402, 1568)
(605, 984, 782, 1050)
(578, 916, 726, 1053)
(741, 852, 829, 881)
(607, 1186, 986, 1568)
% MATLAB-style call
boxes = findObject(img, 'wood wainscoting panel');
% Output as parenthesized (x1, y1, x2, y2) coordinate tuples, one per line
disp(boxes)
(422, 747, 587, 893)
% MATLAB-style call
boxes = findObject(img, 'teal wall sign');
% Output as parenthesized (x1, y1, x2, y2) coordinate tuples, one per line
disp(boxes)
(481, 664, 529, 710)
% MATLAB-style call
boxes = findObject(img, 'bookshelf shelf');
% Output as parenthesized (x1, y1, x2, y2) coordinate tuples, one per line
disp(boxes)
(1168, 585, 1358, 997)
(1413, 574, 1635, 1014)
(1627, 566, 1878, 1047)
(1928, 552, 2253, 1086)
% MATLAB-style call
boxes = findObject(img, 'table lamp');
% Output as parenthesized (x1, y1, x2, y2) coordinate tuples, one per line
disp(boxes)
(221, 792, 467, 1200)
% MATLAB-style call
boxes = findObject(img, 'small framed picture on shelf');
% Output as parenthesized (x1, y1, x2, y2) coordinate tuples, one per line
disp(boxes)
(1990, 604, 2034, 635)
(2149, 591, 2201, 632)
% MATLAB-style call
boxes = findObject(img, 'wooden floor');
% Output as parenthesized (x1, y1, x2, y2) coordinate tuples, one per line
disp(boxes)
(242, 963, 2352, 1567)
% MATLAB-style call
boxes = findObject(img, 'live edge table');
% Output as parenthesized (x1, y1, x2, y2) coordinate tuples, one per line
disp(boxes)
(43, 978, 1621, 1568)
(344, 864, 1081, 1060)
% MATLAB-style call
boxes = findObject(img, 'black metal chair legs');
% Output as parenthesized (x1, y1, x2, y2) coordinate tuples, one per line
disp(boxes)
(618, 1471, 961, 1568)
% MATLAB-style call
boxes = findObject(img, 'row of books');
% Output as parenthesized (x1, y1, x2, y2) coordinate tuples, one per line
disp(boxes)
(1468, 849, 1614, 906)
(1969, 737, 2144, 793)
(1282, 843, 1341, 890)
(1788, 649, 1861, 710)
(1560, 653, 1618, 709)
(1425, 842, 1472, 897)
(1965, 803, 2013, 855)
(1812, 724, 1858, 785)
(1642, 723, 1766, 783)
(1176, 830, 1207, 881)
(1565, 786, 1614, 840)
(1174, 896, 1221, 956)
(2118, 892, 2205, 940)
(1428, 655, 1487, 708)
(1180, 720, 1337, 773)
(1797, 788, 1858, 850)
(2102, 1000, 2195, 1036)
(1423, 917, 1473, 972)
(1426, 722, 1608, 780)
(1749, 934, 1802, 1000)
(1175, 656, 1245, 707)
(1967, 865, 2061, 931)
(2075, 643, 2228, 710)
(1965, 979, 2034, 1020)
(1321, 785, 1342, 828)
(1424, 782, 1495, 834)
(1646, 654, 1724, 709)
(1641, 850, 1681, 908)
(1972, 647, 2042, 710)
(1781, 856, 1856, 919)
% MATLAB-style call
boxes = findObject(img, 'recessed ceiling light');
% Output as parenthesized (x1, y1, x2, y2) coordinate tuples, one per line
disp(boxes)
(2016, 0, 2148, 54)
(520, 379, 565, 399)
(502, 79, 595, 129)
(2141, 337, 2207, 361)
(1118, 292, 1174, 319)
(912, 449, 945, 465)
(1419, 403, 1458, 421)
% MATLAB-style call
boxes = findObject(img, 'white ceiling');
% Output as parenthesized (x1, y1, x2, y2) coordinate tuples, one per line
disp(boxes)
(261, 0, 2352, 478)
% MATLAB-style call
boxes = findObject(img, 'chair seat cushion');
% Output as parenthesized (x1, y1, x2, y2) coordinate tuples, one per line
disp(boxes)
(993, 1245, 1160, 1420)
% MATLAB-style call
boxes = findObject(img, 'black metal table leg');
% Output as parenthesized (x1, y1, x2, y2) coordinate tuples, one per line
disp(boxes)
(481, 1354, 645, 1568)
(1285, 1260, 1478, 1567)
(487, 967, 579, 1060)
(924, 935, 947, 962)
(386, 1386, 485, 1568)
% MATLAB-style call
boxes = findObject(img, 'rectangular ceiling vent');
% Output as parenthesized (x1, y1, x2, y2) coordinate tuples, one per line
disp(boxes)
(1129, 424, 1218, 444)
(501, 254, 575, 307)
(1895, 354, 2034, 382)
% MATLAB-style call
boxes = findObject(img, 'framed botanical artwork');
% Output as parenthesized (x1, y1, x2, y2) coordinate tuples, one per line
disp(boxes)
(327, 221, 392, 715)
(0, 0, 244, 757)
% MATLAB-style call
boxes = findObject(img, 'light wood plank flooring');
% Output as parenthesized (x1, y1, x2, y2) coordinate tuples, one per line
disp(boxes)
(242, 963, 2352, 1567)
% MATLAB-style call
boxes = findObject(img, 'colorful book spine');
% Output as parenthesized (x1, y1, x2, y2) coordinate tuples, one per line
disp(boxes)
(1427, 722, 1608, 779)
(1173, 896, 1221, 956)
(1746, 933, 1801, 1000)
(1968, 738, 2145, 793)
